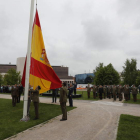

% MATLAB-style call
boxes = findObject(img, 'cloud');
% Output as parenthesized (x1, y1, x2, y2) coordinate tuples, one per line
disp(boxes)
(1, 0, 140, 76)
(82, 17, 114, 49)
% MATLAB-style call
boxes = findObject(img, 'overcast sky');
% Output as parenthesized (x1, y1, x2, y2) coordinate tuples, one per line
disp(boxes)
(0, 0, 140, 76)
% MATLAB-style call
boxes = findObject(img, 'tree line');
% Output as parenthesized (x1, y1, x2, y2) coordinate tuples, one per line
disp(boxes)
(0, 58, 139, 86)
(0, 68, 21, 85)
(93, 58, 140, 86)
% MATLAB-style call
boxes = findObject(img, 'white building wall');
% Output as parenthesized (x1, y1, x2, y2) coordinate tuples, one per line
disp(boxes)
(16, 57, 26, 76)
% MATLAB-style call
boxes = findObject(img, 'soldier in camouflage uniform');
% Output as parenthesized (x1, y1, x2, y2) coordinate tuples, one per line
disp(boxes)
(107, 85, 111, 99)
(118, 85, 123, 101)
(124, 85, 129, 101)
(59, 82, 68, 121)
(112, 85, 116, 101)
(132, 85, 138, 102)
(103, 85, 107, 99)
(93, 85, 97, 99)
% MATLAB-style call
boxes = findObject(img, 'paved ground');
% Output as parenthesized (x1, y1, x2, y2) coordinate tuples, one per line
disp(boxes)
(1, 94, 140, 140)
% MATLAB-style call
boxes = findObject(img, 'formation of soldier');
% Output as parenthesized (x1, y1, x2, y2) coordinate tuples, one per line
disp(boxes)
(87, 84, 139, 102)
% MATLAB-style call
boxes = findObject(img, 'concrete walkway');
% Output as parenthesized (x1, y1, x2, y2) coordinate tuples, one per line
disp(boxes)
(1, 94, 140, 140)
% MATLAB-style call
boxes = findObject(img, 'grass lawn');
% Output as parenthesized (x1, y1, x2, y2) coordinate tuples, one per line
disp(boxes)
(124, 93, 140, 104)
(116, 114, 140, 140)
(0, 98, 75, 140)
(42, 90, 99, 101)
(0, 92, 11, 95)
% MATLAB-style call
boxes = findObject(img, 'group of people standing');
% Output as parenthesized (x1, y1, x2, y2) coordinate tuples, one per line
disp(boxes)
(59, 82, 77, 121)
(87, 84, 139, 102)
(11, 84, 23, 106)
(10, 83, 40, 120)
(0, 85, 14, 93)
(51, 82, 77, 107)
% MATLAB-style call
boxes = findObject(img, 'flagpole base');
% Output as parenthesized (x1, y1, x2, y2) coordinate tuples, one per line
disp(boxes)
(20, 116, 30, 122)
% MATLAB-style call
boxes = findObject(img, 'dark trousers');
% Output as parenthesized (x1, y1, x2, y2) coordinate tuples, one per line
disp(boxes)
(69, 96, 73, 107)
(99, 93, 102, 100)
(12, 96, 17, 106)
(103, 93, 106, 99)
(93, 92, 96, 99)
(113, 93, 116, 101)
(133, 94, 137, 102)
(107, 92, 109, 98)
(17, 93, 21, 103)
(128, 93, 130, 100)
(33, 102, 39, 119)
(52, 93, 57, 103)
(74, 89, 76, 95)
(119, 93, 122, 101)
(60, 102, 67, 120)
(111, 93, 113, 98)
(27, 98, 31, 116)
(108, 92, 111, 99)
(87, 92, 90, 98)
(125, 94, 128, 101)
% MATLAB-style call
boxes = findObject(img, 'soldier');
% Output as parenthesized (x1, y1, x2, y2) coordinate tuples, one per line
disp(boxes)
(31, 86, 41, 120)
(17, 84, 23, 103)
(87, 84, 91, 98)
(107, 85, 111, 99)
(73, 82, 77, 95)
(68, 83, 74, 107)
(118, 85, 123, 101)
(11, 84, 19, 107)
(132, 85, 138, 102)
(59, 82, 68, 121)
(103, 85, 107, 99)
(124, 85, 129, 101)
(93, 85, 97, 99)
(27, 85, 33, 117)
(112, 85, 116, 101)
(99, 85, 103, 100)
(110, 85, 113, 98)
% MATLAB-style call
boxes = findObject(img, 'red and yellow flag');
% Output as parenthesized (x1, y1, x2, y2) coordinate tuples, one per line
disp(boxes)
(21, 9, 62, 93)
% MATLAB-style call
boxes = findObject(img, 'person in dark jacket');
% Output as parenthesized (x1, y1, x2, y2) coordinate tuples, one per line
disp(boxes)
(68, 83, 74, 107)
(17, 84, 23, 103)
(73, 82, 77, 95)
(52, 88, 58, 103)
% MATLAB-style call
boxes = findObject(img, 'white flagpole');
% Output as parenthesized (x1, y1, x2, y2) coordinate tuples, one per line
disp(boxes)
(21, 0, 35, 121)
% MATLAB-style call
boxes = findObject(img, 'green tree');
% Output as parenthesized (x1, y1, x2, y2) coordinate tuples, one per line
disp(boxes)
(93, 63, 104, 85)
(93, 63, 120, 85)
(3, 68, 20, 85)
(122, 58, 137, 86)
(135, 71, 140, 87)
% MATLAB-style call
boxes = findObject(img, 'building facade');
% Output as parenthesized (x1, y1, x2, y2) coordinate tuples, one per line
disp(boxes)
(0, 57, 74, 86)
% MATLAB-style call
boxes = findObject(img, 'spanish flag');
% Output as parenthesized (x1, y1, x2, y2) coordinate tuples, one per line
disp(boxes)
(21, 9, 62, 93)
